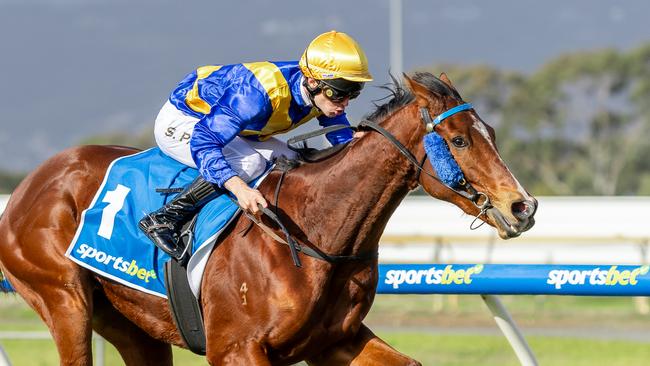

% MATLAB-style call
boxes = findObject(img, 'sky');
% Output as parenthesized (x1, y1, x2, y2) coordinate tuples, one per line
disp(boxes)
(0, 0, 649, 171)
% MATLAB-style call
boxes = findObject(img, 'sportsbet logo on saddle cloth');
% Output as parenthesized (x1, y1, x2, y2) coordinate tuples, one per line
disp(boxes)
(65, 148, 268, 298)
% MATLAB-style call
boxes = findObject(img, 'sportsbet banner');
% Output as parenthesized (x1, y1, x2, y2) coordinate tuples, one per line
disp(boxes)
(377, 264, 650, 296)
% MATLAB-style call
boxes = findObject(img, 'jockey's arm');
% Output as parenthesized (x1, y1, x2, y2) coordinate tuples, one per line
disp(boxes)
(190, 88, 270, 215)
(317, 113, 354, 145)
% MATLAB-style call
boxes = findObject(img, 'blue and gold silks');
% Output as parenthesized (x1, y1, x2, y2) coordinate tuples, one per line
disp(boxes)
(168, 61, 353, 186)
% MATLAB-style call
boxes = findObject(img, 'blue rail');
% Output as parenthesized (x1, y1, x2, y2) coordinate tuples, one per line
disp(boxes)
(4, 264, 649, 296)
(376, 264, 650, 296)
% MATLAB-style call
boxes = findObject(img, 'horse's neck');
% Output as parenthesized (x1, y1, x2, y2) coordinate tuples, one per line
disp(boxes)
(298, 106, 422, 256)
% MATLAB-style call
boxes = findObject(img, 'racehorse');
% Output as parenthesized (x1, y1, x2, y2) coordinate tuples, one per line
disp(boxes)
(0, 72, 536, 365)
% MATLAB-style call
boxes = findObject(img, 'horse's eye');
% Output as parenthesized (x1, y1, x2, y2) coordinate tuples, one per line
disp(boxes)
(451, 136, 468, 148)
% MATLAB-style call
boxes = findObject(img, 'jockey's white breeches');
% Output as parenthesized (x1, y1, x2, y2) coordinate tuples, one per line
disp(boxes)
(153, 101, 297, 183)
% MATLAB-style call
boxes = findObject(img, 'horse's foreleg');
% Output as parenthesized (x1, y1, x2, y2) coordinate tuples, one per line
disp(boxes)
(307, 323, 421, 366)
(92, 292, 173, 366)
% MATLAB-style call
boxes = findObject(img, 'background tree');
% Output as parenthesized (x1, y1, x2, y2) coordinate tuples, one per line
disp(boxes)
(420, 42, 650, 196)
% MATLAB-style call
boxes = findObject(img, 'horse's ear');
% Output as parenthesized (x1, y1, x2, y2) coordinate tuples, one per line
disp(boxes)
(439, 72, 458, 93)
(403, 73, 433, 108)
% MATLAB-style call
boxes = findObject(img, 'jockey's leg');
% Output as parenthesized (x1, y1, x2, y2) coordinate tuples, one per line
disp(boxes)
(145, 102, 269, 259)
(242, 136, 299, 161)
(221, 136, 269, 182)
(153, 100, 200, 168)
(307, 324, 421, 366)
(139, 176, 221, 259)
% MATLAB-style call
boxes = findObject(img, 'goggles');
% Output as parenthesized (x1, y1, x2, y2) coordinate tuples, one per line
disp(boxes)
(319, 79, 364, 103)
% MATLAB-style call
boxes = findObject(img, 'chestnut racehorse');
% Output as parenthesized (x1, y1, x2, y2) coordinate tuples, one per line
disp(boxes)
(0, 73, 536, 365)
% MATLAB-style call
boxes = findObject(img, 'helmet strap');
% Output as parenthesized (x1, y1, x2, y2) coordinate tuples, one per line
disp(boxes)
(302, 78, 323, 112)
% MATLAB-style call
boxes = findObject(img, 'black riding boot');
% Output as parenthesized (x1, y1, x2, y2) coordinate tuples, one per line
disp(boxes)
(139, 176, 220, 260)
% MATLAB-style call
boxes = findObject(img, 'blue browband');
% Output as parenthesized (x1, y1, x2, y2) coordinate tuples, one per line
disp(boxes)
(432, 103, 473, 128)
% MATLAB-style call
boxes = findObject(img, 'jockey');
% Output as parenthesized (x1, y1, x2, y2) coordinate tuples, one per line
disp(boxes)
(139, 30, 373, 260)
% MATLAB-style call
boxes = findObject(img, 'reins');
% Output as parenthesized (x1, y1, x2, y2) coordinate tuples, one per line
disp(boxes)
(240, 205, 377, 268)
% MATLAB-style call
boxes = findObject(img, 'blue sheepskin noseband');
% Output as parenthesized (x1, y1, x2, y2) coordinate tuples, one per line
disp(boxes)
(422, 103, 473, 188)
(424, 132, 464, 187)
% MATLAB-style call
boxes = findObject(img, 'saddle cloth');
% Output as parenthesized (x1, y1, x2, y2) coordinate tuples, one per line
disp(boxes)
(65, 148, 268, 298)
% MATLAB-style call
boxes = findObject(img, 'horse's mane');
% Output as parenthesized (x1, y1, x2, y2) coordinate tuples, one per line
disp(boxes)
(364, 72, 461, 122)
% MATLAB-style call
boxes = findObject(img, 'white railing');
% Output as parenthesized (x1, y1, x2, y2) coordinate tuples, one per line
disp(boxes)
(378, 196, 650, 267)
(0, 332, 105, 366)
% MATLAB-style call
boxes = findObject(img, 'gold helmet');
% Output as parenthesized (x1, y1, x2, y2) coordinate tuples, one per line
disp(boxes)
(299, 30, 373, 82)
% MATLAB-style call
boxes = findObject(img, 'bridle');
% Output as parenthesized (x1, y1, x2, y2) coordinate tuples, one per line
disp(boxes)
(245, 102, 495, 268)
(357, 102, 493, 228)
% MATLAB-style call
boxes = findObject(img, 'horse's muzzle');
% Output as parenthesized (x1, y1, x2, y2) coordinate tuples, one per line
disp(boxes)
(487, 197, 537, 239)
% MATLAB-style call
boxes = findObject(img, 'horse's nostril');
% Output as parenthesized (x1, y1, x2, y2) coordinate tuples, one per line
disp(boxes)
(511, 200, 534, 219)
(512, 201, 525, 213)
